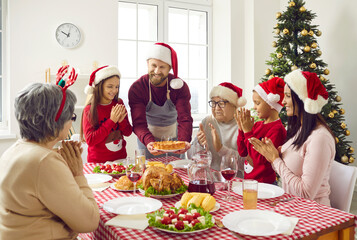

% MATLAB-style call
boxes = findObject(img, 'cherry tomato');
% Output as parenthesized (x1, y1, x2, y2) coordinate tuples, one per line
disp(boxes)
(100, 165, 106, 170)
(161, 216, 171, 225)
(191, 219, 200, 226)
(192, 212, 201, 219)
(170, 213, 178, 219)
(165, 209, 175, 215)
(177, 208, 188, 215)
(175, 220, 184, 230)
(183, 215, 193, 223)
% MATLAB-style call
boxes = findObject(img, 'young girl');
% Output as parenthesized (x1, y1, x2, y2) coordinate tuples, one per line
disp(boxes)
(80, 65, 132, 163)
(250, 70, 335, 206)
(236, 77, 287, 184)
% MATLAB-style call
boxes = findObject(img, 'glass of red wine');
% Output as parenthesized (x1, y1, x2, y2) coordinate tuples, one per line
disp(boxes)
(125, 156, 144, 196)
(220, 155, 238, 201)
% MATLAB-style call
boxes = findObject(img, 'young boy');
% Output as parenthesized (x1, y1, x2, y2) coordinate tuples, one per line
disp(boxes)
(236, 77, 286, 184)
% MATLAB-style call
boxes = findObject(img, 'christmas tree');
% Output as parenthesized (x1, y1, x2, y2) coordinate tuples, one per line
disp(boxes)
(261, 0, 354, 164)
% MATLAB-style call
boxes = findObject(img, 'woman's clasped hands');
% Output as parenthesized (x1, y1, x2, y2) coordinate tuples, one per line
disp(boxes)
(110, 104, 127, 123)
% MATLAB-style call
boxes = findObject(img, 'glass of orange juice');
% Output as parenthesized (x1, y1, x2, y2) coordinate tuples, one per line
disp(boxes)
(135, 149, 146, 165)
(243, 180, 258, 209)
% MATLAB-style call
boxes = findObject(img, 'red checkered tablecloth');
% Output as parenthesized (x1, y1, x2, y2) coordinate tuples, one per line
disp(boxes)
(79, 157, 356, 240)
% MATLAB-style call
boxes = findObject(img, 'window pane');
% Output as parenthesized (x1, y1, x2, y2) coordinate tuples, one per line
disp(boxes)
(168, 8, 188, 43)
(119, 78, 135, 108)
(118, 40, 136, 78)
(118, 2, 136, 39)
(0, 1, 2, 28)
(138, 41, 153, 76)
(189, 10, 207, 44)
(0, 77, 2, 121)
(187, 80, 207, 114)
(138, 4, 157, 41)
(189, 45, 206, 79)
(0, 33, 2, 75)
(170, 43, 188, 79)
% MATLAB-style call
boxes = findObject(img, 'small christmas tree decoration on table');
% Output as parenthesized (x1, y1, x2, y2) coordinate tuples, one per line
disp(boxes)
(261, 0, 354, 164)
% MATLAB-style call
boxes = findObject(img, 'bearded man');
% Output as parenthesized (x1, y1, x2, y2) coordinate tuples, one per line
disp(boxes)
(128, 43, 193, 159)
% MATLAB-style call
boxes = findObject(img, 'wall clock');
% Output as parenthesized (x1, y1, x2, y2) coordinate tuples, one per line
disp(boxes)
(55, 23, 81, 48)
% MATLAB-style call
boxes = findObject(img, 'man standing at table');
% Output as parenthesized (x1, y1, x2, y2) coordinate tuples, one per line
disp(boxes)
(128, 42, 193, 159)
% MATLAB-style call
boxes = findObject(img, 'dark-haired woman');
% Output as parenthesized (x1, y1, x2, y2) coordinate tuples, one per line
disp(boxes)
(250, 70, 335, 206)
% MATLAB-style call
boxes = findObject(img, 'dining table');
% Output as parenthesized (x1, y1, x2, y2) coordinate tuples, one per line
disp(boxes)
(79, 156, 356, 240)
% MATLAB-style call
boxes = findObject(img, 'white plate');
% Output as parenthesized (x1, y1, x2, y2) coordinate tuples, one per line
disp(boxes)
(170, 159, 193, 169)
(222, 210, 292, 236)
(174, 201, 220, 213)
(232, 182, 284, 199)
(110, 183, 135, 192)
(102, 197, 162, 215)
(85, 174, 112, 185)
(138, 188, 182, 199)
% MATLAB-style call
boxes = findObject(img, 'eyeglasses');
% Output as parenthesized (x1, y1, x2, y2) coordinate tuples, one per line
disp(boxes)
(208, 100, 229, 108)
(71, 113, 77, 122)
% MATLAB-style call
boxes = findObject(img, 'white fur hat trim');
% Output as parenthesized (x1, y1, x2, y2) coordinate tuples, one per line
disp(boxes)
(84, 65, 121, 94)
(170, 78, 183, 89)
(146, 45, 172, 66)
(254, 85, 283, 112)
(210, 85, 246, 107)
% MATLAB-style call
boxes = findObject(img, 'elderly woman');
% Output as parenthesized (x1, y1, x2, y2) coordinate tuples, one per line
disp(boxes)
(0, 81, 99, 239)
(191, 82, 246, 172)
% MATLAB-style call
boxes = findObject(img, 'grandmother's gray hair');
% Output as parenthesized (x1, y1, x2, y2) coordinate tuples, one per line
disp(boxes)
(15, 83, 77, 143)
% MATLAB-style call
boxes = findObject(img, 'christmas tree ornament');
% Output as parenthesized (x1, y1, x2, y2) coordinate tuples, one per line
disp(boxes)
(316, 30, 322, 36)
(328, 112, 334, 118)
(341, 122, 346, 129)
(283, 28, 289, 35)
(335, 137, 339, 144)
(304, 46, 311, 52)
(345, 130, 350, 136)
(265, 69, 271, 75)
(324, 69, 330, 75)
(335, 96, 341, 102)
(275, 29, 280, 34)
(291, 65, 298, 71)
(299, 6, 306, 12)
(289, 1, 296, 7)
(309, 30, 314, 36)
(275, 23, 279, 28)
(311, 42, 318, 48)
(350, 147, 355, 153)
(349, 157, 355, 163)
(309, 62, 317, 69)
(340, 108, 345, 114)
(301, 29, 308, 36)
(317, 50, 322, 56)
(272, 41, 277, 47)
(320, 76, 326, 81)
(276, 12, 282, 18)
(332, 110, 338, 114)
(269, 74, 275, 79)
(341, 155, 349, 163)
(277, 53, 283, 58)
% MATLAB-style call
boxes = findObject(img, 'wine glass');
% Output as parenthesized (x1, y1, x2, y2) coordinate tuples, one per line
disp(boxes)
(125, 156, 145, 196)
(220, 155, 238, 201)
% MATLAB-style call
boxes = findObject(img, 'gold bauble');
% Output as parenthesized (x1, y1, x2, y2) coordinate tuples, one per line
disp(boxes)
(309, 62, 317, 69)
(328, 112, 335, 118)
(269, 74, 275, 79)
(309, 30, 314, 36)
(304, 46, 311, 52)
(283, 28, 289, 35)
(265, 69, 272, 75)
(341, 122, 346, 129)
(275, 29, 280, 34)
(346, 130, 350, 136)
(301, 29, 308, 36)
(332, 110, 338, 114)
(320, 76, 326, 81)
(349, 157, 355, 163)
(311, 42, 318, 48)
(277, 52, 283, 58)
(324, 69, 330, 75)
(291, 65, 298, 71)
(289, 1, 296, 7)
(335, 137, 339, 144)
(272, 41, 277, 47)
(276, 12, 282, 18)
(317, 50, 322, 56)
(300, 6, 306, 12)
(350, 147, 355, 153)
(336, 96, 342, 102)
(341, 155, 349, 163)
(316, 30, 322, 36)
(340, 108, 345, 114)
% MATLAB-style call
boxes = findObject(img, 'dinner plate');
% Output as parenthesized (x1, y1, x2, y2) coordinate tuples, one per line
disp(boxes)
(222, 210, 292, 236)
(138, 188, 182, 199)
(174, 201, 220, 213)
(110, 183, 135, 192)
(170, 159, 193, 169)
(232, 182, 284, 199)
(102, 197, 162, 215)
(84, 174, 112, 185)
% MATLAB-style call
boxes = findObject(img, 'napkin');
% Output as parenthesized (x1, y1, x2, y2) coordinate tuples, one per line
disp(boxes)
(283, 216, 299, 235)
(105, 214, 149, 230)
(89, 182, 111, 192)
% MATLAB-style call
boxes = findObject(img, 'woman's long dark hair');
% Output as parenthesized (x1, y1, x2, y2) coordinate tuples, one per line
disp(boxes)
(286, 87, 334, 149)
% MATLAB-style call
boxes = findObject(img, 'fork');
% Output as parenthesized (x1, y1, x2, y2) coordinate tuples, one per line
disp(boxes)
(268, 197, 294, 207)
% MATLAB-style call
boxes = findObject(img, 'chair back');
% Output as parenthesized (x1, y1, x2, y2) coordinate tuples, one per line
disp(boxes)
(329, 160, 357, 212)
(70, 134, 88, 164)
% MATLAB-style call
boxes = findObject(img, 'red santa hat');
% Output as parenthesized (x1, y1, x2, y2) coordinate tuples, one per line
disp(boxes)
(146, 42, 183, 89)
(84, 65, 121, 94)
(254, 77, 285, 112)
(284, 69, 328, 114)
(209, 82, 247, 107)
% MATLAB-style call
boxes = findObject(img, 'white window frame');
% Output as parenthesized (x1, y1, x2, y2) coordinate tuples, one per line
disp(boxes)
(0, 0, 8, 133)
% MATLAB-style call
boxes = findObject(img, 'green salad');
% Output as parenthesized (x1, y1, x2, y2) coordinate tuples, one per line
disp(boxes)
(138, 184, 188, 196)
(147, 204, 214, 232)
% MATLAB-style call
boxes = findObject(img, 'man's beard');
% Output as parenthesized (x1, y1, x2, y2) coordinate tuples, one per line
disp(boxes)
(149, 72, 168, 86)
